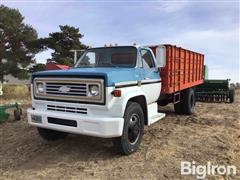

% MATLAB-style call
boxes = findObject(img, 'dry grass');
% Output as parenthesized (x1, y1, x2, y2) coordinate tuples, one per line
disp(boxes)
(0, 88, 239, 180)
(1, 84, 31, 104)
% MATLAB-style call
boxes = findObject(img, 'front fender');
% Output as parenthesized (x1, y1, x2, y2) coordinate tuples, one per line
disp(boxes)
(109, 87, 146, 117)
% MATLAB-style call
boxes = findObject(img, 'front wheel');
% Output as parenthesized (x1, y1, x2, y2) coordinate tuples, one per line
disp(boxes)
(113, 102, 144, 155)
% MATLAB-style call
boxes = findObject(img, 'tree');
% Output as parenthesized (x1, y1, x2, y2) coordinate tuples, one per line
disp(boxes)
(0, 5, 41, 83)
(28, 63, 46, 73)
(40, 25, 86, 66)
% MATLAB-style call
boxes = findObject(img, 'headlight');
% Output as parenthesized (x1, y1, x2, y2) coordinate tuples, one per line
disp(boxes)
(36, 82, 45, 93)
(88, 84, 99, 96)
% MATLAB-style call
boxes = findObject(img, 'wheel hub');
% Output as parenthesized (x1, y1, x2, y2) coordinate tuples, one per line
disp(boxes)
(128, 113, 140, 144)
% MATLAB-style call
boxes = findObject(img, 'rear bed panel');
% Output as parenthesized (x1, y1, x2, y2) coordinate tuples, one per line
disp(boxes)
(149, 44, 204, 94)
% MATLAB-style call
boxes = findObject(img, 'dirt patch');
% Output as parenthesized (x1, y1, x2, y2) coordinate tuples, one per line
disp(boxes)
(0, 90, 239, 180)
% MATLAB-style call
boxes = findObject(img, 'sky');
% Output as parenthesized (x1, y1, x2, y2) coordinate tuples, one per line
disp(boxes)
(1, 0, 240, 82)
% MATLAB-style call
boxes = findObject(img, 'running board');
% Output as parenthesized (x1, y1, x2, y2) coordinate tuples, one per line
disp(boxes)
(147, 103, 166, 125)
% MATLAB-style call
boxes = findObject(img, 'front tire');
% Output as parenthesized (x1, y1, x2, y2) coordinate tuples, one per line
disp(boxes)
(113, 102, 144, 155)
(37, 128, 68, 141)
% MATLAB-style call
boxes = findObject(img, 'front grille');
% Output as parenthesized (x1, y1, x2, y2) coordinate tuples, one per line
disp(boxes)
(33, 78, 104, 104)
(46, 82, 87, 96)
(48, 117, 77, 127)
(47, 105, 87, 114)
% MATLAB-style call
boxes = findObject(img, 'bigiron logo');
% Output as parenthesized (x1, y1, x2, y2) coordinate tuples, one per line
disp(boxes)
(181, 161, 237, 179)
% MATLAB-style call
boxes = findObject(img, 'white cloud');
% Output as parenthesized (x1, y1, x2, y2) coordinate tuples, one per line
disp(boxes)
(35, 49, 53, 64)
(4, 1, 238, 82)
(160, 29, 239, 82)
(153, 1, 190, 13)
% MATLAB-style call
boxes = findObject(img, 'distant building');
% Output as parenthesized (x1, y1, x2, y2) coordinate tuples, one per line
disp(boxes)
(46, 59, 70, 70)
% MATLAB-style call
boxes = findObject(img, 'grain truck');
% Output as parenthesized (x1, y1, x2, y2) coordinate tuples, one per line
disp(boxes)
(27, 44, 204, 155)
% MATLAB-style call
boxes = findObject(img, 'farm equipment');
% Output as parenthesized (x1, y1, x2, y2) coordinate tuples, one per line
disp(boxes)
(0, 103, 22, 122)
(196, 66, 235, 103)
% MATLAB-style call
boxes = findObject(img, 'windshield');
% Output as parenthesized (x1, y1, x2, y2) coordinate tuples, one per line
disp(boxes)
(75, 46, 137, 68)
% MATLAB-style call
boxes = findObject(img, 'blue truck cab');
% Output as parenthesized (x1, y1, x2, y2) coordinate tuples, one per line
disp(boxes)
(27, 45, 166, 155)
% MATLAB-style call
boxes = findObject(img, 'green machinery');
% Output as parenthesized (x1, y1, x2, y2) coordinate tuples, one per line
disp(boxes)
(196, 66, 235, 103)
(0, 102, 22, 122)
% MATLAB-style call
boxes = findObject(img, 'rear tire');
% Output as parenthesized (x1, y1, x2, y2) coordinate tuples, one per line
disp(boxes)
(174, 101, 183, 114)
(229, 89, 235, 103)
(174, 88, 195, 115)
(113, 102, 144, 155)
(182, 88, 195, 115)
(37, 128, 68, 141)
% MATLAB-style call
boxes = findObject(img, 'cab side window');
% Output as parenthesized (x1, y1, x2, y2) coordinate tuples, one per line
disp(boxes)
(140, 49, 155, 69)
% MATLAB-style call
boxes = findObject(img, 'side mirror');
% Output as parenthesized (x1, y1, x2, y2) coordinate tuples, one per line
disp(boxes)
(156, 46, 166, 68)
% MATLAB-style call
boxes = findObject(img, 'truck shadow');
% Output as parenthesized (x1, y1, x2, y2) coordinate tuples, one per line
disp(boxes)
(17, 134, 116, 171)
(158, 105, 176, 116)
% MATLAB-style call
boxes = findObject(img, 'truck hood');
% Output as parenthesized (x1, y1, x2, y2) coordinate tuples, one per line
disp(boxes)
(32, 67, 142, 87)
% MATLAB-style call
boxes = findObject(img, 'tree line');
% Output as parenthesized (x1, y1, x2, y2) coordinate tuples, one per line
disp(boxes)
(0, 5, 86, 83)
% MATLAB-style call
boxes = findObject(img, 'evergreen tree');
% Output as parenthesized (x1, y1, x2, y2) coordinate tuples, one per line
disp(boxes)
(0, 5, 41, 82)
(40, 25, 86, 66)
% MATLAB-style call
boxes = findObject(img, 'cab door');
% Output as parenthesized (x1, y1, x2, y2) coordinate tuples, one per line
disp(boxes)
(139, 48, 161, 103)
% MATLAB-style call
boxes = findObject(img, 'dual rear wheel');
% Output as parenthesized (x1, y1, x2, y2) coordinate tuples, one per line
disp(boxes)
(174, 88, 196, 115)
